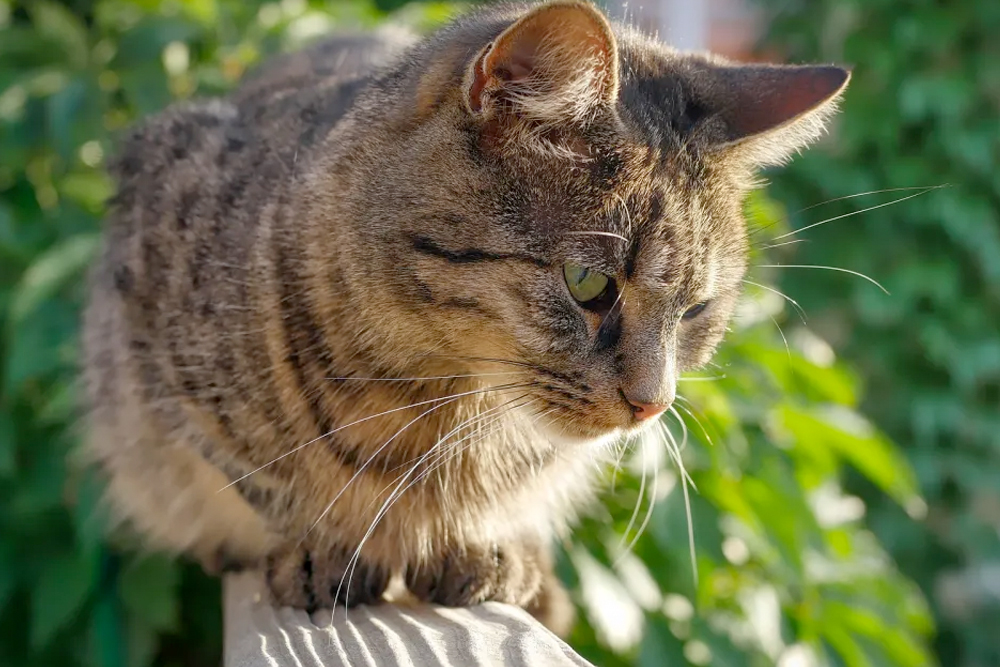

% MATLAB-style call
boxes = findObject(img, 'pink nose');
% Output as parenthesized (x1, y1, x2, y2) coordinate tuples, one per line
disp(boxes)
(626, 399, 669, 422)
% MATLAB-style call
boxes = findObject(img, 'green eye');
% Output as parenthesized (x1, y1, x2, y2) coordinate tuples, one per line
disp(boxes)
(564, 263, 610, 304)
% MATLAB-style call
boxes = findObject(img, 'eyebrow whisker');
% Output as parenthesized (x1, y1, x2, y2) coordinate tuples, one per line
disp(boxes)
(565, 230, 630, 243)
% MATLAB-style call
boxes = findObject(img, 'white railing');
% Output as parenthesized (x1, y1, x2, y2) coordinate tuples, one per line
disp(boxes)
(223, 571, 594, 667)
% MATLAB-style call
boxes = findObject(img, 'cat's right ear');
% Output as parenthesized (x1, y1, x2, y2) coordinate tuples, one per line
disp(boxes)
(463, 1, 619, 124)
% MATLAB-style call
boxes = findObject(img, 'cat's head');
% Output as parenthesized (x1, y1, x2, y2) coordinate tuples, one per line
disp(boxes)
(342, 1, 848, 441)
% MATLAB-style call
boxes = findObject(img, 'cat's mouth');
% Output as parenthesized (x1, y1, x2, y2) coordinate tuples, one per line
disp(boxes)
(533, 387, 664, 441)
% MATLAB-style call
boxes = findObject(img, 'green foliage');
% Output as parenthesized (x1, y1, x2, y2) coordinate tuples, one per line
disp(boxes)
(0, 0, 938, 665)
(567, 194, 932, 666)
(759, 1, 1000, 664)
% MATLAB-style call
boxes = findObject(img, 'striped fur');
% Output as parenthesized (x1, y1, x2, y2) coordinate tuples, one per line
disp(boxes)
(81, 1, 847, 634)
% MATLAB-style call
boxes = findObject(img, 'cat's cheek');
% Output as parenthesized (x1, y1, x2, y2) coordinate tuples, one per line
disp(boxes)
(679, 321, 730, 370)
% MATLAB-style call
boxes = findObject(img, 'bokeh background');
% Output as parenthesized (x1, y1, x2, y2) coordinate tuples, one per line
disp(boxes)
(0, 0, 996, 665)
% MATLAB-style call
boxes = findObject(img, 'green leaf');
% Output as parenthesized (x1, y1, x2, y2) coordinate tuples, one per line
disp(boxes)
(9, 233, 99, 325)
(638, 615, 687, 667)
(4, 299, 79, 393)
(780, 405, 918, 506)
(46, 77, 88, 160)
(0, 410, 16, 477)
(73, 468, 110, 552)
(119, 555, 180, 633)
(31, 549, 97, 649)
(125, 615, 159, 667)
(60, 171, 115, 213)
(28, 1, 90, 67)
(0, 544, 17, 612)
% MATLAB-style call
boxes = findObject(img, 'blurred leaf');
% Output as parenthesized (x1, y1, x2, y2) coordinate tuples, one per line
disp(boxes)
(114, 18, 200, 67)
(9, 233, 99, 325)
(31, 549, 97, 649)
(0, 411, 16, 477)
(46, 78, 89, 160)
(4, 299, 78, 393)
(780, 405, 917, 506)
(120, 555, 180, 633)
(126, 615, 159, 667)
(638, 615, 687, 666)
(28, 2, 89, 67)
(60, 172, 115, 212)
(0, 545, 16, 612)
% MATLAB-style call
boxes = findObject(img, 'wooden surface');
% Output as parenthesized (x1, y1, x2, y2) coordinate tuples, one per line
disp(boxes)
(223, 571, 595, 667)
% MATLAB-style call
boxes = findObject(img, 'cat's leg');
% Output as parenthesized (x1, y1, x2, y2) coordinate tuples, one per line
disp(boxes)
(404, 539, 575, 636)
(265, 542, 390, 611)
(88, 420, 280, 571)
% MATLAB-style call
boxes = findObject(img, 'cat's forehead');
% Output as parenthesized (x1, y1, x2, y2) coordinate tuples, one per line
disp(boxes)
(538, 147, 742, 300)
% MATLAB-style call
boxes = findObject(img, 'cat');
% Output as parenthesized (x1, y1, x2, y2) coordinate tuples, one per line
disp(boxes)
(81, 0, 848, 635)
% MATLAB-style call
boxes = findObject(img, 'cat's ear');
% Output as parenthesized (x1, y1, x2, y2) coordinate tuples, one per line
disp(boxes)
(464, 1, 619, 123)
(695, 63, 850, 166)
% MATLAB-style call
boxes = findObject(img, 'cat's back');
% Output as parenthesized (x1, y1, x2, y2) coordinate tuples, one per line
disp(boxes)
(110, 27, 416, 220)
(95, 28, 417, 301)
(84, 30, 415, 418)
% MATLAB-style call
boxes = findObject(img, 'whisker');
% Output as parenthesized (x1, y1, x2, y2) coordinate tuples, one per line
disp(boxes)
(307, 385, 535, 538)
(384, 394, 530, 475)
(659, 419, 698, 588)
(770, 315, 791, 359)
(662, 418, 697, 491)
(305, 395, 468, 541)
(673, 398, 714, 449)
(759, 238, 808, 251)
(795, 184, 949, 213)
(594, 282, 627, 346)
(614, 191, 635, 238)
(334, 399, 539, 614)
(565, 230, 630, 243)
(617, 436, 659, 565)
(618, 433, 648, 553)
(385, 398, 540, 500)
(446, 356, 541, 371)
(742, 279, 807, 323)
(774, 186, 946, 241)
(326, 372, 522, 382)
(609, 438, 629, 495)
(756, 264, 889, 294)
(669, 405, 690, 454)
(218, 381, 536, 491)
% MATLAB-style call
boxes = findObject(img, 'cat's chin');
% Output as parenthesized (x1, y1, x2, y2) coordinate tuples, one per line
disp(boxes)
(537, 422, 622, 450)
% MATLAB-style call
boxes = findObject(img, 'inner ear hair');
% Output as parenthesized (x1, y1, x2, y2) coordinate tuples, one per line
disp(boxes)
(464, 1, 619, 124)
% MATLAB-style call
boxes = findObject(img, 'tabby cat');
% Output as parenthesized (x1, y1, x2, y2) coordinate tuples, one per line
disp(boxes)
(82, 0, 849, 634)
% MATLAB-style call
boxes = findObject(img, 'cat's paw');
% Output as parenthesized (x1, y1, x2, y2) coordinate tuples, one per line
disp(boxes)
(405, 541, 547, 611)
(196, 543, 261, 576)
(266, 544, 389, 612)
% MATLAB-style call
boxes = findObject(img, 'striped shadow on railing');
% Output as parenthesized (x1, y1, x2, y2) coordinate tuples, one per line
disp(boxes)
(223, 571, 595, 667)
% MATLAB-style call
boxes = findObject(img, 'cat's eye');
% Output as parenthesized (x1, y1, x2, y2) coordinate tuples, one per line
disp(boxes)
(564, 263, 611, 306)
(683, 301, 709, 320)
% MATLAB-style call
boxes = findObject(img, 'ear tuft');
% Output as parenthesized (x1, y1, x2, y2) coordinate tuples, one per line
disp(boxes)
(465, 1, 618, 124)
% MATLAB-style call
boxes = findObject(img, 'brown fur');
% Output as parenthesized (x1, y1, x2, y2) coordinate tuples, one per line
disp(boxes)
(81, 1, 847, 634)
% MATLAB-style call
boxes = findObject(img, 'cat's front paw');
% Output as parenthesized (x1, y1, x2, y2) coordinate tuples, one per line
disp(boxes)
(405, 541, 547, 612)
(266, 544, 389, 612)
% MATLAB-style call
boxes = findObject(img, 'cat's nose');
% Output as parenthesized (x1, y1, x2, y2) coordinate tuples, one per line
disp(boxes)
(623, 395, 670, 422)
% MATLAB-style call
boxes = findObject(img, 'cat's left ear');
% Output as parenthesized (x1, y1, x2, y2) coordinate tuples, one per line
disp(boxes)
(464, 1, 619, 124)
(693, 63, 851, 166)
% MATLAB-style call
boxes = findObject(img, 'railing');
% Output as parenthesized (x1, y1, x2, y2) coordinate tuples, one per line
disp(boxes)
(223, 571, 594, 667)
